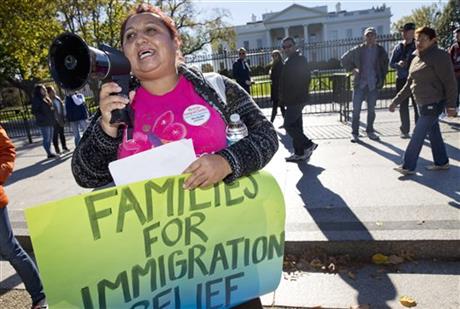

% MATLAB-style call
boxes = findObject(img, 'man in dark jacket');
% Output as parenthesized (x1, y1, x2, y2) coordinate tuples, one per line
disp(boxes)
(390, 22, 418, 138)
(341, 27, 389, 143)
(279, 37, 317, 162)
(448, 28, 460, 110)
(232, 48, 252, 93)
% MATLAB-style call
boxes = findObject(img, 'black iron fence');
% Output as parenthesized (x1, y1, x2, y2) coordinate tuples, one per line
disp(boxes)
(1, 35, 403, 140)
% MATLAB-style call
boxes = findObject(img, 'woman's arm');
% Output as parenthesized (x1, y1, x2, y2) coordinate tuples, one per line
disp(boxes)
(217, 77, 279, 182)
(433, 52, 458, 109)
(392, 76, 413, 107)
(71, 110, 122, 188)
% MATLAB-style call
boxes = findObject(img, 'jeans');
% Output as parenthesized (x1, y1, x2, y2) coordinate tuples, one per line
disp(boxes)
(284, 104, 313, 155)
(351, 86, 378, 135)
(39, 126, 54, 156)
(0, 207, 45, 304)
(53, 124, 67, 153)
(402, 113, 449, 171)
(397, 78, 419, 134)
(70, 119, 88, 146)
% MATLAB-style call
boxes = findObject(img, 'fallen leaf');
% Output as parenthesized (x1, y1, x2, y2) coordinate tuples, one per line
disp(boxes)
(400, 296, 417, 307)
(310, 258, 323, 268)
(372, 253, 389, 264)
(388, 255, 405, 265)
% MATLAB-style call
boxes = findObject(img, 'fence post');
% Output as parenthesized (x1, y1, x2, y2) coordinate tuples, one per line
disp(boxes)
(21, 110, 32, 143)
(18, 90, 33, 143)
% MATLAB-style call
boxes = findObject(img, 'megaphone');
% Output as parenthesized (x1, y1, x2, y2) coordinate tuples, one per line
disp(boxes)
(48, 32, 133, 126)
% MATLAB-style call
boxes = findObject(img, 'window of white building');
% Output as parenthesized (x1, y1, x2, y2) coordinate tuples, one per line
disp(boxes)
(346, 29, 353, 39)
(329, 30, 338, 41)
(256, 39, 263, 49)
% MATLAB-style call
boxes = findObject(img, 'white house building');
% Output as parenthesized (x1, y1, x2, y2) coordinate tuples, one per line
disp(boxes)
(208, 3, 392, 72)
(234, 3, 391, 50)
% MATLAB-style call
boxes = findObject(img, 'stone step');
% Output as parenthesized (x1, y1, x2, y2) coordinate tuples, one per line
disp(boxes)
(260, 260, 460, 309)
(2, 258, 458, 309)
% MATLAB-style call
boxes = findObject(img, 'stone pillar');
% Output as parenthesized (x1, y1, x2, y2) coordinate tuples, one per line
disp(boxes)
(303, 24, 309, 43)
(283, 26, 289, 38)
(266, 30, 272, 48)
(322, 23, 328, 41)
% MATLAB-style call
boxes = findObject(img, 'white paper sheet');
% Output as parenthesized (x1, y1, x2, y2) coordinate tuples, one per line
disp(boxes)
(108, 139, 196, 186)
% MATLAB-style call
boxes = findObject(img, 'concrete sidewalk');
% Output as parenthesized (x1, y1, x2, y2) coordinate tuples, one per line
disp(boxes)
(1, 109, 459, 308)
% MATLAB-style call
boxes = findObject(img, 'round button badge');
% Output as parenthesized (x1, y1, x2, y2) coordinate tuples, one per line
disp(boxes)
(183, 104, 211, 126)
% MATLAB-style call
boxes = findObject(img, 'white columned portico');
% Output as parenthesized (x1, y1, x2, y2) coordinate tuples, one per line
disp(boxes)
(303, 25, 309, 43)
(323, 23, 328, 41)
(266, 30, 272, 48)
(283, 27, 289, 38)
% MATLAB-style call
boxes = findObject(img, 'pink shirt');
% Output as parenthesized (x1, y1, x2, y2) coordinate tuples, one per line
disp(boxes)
(118, 75, 227, 159)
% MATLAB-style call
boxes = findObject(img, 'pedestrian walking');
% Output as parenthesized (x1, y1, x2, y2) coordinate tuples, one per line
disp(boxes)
(65, 91, 88, 146)
(341, 27, 389, 143)
(46, 86, 69, 154)
(389, 26, 458, 175)
(279, 37, 317, 162)
(0, 125, 48, 309)
(269, 49, 286, 124)
(31, 84, 57, 158)
(390, 22, 419, 138)
(232, 47, 252, 93)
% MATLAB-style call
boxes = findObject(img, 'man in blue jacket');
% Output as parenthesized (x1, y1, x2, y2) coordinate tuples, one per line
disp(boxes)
(390, 22, 418, 138)
(65, 92, 88, 146)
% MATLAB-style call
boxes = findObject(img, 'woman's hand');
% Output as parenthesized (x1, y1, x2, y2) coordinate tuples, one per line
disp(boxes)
(182, 154, 232, 190)
(99, 82, 132, 137)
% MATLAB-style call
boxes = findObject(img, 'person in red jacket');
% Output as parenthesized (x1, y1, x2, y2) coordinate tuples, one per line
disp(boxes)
(0, 126, 48, 309)
(448, 27, 460, 110)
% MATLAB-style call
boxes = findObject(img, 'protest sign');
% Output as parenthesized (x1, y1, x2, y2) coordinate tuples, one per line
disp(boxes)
(25, 171, 285, 308)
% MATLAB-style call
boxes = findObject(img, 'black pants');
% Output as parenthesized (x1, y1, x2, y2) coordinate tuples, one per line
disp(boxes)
(237, 81, 251, 94)
(397, 78, 419, 134)
(270, 99, 286, 122)
(53, 124, 67, 153)
(284, 104, 312, 155)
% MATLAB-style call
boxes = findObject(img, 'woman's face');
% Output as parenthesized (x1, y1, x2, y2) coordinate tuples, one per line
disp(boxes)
(40, 87, 47, 97)
(415, 33, 436, 52)
(122, 13, 178, 81)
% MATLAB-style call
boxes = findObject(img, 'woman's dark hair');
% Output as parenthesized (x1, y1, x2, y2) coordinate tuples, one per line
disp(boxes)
(415, 26, 437, 40)
(33, 84, 52, 104)
(120, 3, 181, 47)
(33, 84, 46, 99)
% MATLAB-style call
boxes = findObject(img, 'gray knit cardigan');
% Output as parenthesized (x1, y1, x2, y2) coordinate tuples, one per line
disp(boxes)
(71, 65, 279, 188)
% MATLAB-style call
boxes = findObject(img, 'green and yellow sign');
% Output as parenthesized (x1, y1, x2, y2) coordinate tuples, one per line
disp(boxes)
(25, 171, 285, 308)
